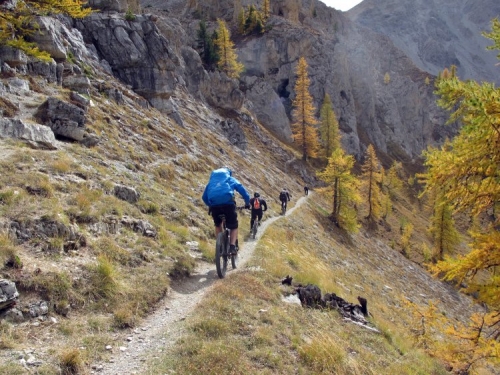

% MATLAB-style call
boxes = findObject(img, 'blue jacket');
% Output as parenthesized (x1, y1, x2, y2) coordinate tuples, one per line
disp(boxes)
(202, 168, 250, 207)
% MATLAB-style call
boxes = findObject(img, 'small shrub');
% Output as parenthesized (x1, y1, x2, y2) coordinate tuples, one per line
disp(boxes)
(47, 237, 64, 253)
(94, 237, 131, 265)
(174, 154, 204, 172)
(155, 164, 175, 181)
(22, 271, 75, 306)
(66, 51, 76, 64)
(0, 233, 22, 268)
(299, 333, 347, 373)
(89, 256, 119, 299)
(125, 8, 136, 21)
(137, 200, 159, 215)
(74, 187, 102, 212)
(0, 320, 22, 349)
(51, 156, 72, 174)
(169, 254, 196, 279)
(0, 189, 16, 205)
(191, 318, 230, 339)
(26, 175, 54, 198)
(59, 348, 84, 375)
(113, 306, 137, 329)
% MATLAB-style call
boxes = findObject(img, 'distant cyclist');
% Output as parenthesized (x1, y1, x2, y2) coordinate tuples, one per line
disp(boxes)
(304, 186, 309, 195)
(202, 167, 250, 255)
(279, 188, 291, 212)
(249, 192, 267, 231)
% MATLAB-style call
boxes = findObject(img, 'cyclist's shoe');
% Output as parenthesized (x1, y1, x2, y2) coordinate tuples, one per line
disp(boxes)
(229, 245, 237, 255)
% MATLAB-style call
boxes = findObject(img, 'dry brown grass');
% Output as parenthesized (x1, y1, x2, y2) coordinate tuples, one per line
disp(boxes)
(148, 192, 475, 374)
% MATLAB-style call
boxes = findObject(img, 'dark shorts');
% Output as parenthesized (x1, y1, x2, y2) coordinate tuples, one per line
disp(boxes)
(210, 204, 238, 230)
(251, 210, 263, 222)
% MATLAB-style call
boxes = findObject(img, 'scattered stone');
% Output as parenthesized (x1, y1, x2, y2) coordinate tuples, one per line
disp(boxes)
(114, 185, 140, 203)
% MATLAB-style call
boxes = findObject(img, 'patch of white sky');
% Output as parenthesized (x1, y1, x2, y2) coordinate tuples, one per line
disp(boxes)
(318, 0, 363, 12)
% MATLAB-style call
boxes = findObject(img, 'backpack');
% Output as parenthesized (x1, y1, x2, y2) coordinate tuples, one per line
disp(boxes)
(279, 191, 286, 201)
(253, 198, 261, 209)
(205, 168, 234, 206)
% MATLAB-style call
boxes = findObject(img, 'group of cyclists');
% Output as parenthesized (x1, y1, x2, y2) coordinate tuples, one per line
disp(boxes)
(201, 167, 305, 255)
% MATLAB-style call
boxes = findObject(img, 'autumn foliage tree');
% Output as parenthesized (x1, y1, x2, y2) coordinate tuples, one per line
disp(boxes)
(214, 19, 244, 79)
(419, 18, 500, 372)
(0, 0, 92, 61)
(319, 93, 341, 160)
(317, 148, 360, 232)
(291, 56, 319, 161)
(262, 0, 271, 20)
(361, 144, 383, 221)
(427, 188, 461, 262)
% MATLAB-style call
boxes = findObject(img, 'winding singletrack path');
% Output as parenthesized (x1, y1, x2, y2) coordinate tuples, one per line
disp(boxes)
(96, 193, 310, 375)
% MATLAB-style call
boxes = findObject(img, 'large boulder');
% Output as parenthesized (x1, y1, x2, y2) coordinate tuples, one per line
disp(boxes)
(34, 97, 86, 141)
(0, 279, 19, 311)
(0, 118, 57, 150)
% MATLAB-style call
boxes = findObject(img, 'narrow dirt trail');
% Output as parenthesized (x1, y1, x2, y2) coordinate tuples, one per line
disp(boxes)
(96, 194, 310, 375)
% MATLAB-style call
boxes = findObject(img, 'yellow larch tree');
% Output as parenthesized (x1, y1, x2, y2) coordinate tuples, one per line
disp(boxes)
(319, 93, 341, 159)
(262, 0, 271, 21)
(0, 0, 92, 61)
(361, 144, 383, 221)
(317, 148, 360, 232)
(214, 19, 244, 79)
(419, 18, 500, 373)
(291, 56, 319, 161)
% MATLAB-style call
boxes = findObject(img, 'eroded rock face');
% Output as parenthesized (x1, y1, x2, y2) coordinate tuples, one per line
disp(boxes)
(87, 0, 140, 13)
(35, 97, 86, 141)
(347, 0, 500, 85)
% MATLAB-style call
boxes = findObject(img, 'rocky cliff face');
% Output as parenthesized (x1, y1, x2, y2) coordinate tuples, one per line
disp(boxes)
(5, 0, 476, 163)
(347, 0, 500, 85)
(167, 0, 458, 161)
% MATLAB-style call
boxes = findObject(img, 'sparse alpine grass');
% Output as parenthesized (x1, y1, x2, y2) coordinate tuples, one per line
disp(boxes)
(149, 193, 450, 375)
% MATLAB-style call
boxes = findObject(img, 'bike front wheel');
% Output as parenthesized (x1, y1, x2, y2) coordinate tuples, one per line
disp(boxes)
(215, 232, 228, 278)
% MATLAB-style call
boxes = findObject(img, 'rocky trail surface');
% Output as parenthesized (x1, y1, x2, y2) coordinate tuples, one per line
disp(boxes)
(94, 195, 310, 375)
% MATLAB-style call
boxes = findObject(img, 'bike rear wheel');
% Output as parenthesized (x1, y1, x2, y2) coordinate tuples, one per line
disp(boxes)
(231, 239, 238, 269)
(251, 221, 258, 239)
(215, 232, 228, 278)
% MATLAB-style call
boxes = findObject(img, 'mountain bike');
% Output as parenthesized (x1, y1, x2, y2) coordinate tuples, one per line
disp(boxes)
(251, 219, 259, 239)
(215, 208, 244, 279)
(280, 200, 287, 215)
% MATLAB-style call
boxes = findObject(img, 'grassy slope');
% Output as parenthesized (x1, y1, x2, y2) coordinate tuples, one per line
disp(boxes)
(0, 57, 488, 374)
(149, 193, 483, 375)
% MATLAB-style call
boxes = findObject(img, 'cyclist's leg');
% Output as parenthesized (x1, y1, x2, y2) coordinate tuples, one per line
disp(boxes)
(223, 205, 239, 252)
(210, 206, 223, 238)
(257, 211, 263, 225)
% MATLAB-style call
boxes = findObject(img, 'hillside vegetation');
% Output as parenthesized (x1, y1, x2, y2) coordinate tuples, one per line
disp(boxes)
(0, 1, 499, 375)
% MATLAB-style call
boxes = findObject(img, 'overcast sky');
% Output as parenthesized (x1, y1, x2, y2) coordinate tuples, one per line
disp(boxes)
(319, 0, 363, 11)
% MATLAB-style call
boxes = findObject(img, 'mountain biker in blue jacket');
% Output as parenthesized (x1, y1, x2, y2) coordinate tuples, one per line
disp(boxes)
(249, 192, 267, 231)
(202, 167, 250, 255)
